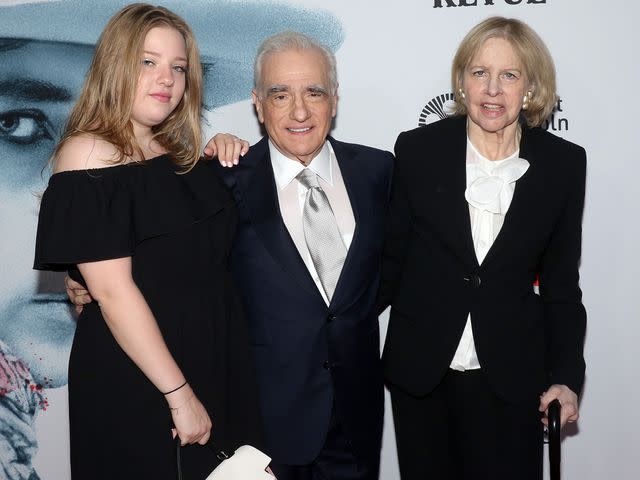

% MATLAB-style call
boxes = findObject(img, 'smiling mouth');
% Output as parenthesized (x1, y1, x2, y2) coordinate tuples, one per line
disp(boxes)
(287, 127, 312, 133)
(481, 103, 503, 111)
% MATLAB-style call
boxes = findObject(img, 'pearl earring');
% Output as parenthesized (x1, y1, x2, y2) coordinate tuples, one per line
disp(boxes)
(458, 88, 466, 100)
(522, 91, 532, 110)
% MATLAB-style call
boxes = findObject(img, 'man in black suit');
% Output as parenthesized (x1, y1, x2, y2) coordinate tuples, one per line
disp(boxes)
(212, 32, 393, 479)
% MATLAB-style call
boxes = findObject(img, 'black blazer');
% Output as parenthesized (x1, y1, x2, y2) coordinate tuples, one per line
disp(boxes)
(379, 115, 586, 403)
(215, 136, 394, 465)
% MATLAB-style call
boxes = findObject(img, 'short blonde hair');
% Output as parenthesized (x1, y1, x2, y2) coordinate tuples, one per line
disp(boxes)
(56, 3, 203, 168)
(451, 16, 557, 127)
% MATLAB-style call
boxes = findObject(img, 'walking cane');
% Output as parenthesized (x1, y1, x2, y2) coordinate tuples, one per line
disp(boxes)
(547, 399, 561, 480)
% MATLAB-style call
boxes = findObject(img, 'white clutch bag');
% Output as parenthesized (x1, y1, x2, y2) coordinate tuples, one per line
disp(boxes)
(176, 437, 274, 480)
(206, 445, 273, 480)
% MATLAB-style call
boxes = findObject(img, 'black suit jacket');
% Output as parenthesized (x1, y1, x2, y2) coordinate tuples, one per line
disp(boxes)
(380, 116, 586, 402)
(214, 136, 394, 466)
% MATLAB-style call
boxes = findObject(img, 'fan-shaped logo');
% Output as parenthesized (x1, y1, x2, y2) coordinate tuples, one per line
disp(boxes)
(418, 92, 456, 126)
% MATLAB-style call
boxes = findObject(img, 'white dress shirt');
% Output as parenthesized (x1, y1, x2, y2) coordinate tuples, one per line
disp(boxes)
(449, 138, 529, 371)
(269, 140, 355, 305)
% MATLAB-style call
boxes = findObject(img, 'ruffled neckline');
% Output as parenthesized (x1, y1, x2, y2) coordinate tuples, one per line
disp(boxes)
(35, 155, 233, 270)
(465, 138, 529, 214)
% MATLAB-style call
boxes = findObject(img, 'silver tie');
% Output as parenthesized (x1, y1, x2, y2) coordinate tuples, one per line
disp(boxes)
(297, 169, 347, 301)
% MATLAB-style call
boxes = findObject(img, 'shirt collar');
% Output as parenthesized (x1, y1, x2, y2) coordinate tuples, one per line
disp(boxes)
(269, 140, 333, 190)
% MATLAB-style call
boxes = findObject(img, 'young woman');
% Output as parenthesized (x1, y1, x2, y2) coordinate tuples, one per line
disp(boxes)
(34, 4, 262, 479)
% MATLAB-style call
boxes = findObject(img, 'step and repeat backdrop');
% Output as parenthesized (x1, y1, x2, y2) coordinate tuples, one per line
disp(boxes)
(0, 0, 637, 479)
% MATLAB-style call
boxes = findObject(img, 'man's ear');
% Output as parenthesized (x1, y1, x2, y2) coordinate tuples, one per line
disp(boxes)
(252, 90, 264, 123)
(331, 83, 339, 118)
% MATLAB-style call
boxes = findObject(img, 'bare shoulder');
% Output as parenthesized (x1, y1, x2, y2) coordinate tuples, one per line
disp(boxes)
(53, 135, 120, 173)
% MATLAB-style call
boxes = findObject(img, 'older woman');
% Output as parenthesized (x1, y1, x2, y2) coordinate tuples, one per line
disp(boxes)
(379, 17, 586, 479)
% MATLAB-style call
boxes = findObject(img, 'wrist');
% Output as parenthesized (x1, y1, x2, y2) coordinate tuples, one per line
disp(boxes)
(168, 392, 194, 415)
(165, 383, 194, 408)
(162, 380, 187, 396)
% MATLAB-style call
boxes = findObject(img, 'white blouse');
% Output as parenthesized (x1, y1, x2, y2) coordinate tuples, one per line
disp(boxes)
(449, 138, 530, 371)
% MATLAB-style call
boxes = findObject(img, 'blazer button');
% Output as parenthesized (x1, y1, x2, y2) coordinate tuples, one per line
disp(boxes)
(465, 274, 481, 288)
(327, 313, 336, 323)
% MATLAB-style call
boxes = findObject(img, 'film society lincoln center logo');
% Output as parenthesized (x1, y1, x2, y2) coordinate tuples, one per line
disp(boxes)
(418, 92, 569, 133)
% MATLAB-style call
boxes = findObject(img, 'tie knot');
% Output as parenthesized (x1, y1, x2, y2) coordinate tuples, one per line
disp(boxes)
(297, 169, 320, 190)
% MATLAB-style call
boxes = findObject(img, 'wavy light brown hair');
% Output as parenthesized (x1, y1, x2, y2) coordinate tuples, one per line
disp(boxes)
(55, 3, 203, 168)
(451, 16, 557, 127)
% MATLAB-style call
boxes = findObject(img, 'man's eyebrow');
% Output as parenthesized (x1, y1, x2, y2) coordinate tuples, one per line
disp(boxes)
(266, 85, 290, 94)
(0, 79, 73, 102)
(265, 85, 328, 95)
(307, 86, 328, 94)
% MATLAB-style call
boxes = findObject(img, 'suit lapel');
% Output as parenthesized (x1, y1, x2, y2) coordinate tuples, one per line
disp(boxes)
(326, 138, 362, 309)
(437, 117, 479, 269)
(243, 139, 320, 297)
(480, 123, 537, 267)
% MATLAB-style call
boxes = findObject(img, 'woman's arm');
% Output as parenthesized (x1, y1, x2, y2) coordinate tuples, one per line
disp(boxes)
(78, 257, 211, 445)
(537, 145, 588, 427)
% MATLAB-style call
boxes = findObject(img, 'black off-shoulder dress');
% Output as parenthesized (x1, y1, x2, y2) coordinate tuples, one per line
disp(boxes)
(34, 155, 263, 479)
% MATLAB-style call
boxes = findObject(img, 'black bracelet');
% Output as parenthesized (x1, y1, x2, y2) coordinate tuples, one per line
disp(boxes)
(163, 380, 188, 396)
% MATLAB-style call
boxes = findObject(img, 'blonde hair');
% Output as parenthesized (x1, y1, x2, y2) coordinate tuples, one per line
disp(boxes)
(55, 3, 203, 168)
(451, 16, 557, 127)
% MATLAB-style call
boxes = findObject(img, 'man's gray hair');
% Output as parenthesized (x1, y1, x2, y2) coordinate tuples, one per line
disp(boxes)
(254, 31, 338, 96)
